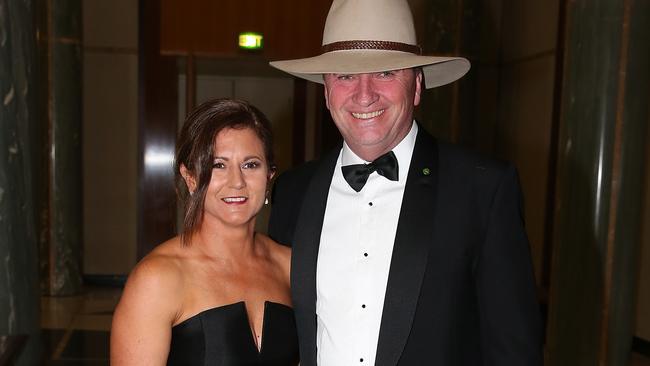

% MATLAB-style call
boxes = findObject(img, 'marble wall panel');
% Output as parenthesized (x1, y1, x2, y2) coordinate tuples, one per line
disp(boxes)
(637, 114, 650, 340)
(46, 37, 84, 295)
(0, 0, 42, 363)
(546, 1, 650, 362)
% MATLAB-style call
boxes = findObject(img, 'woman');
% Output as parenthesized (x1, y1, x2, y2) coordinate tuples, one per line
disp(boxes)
(111, 98, 298, 365)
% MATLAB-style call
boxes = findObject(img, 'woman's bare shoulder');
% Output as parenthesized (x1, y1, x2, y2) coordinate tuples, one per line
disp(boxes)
(134, 238, 184, 282)
(117, 237, 186, 321)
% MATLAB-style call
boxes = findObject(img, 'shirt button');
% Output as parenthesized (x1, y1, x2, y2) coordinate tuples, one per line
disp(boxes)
(364, 252, 368, 257)
(362, 304, 366, 308)
(360, 358, 364, 362)
(368, 202, 373, 206)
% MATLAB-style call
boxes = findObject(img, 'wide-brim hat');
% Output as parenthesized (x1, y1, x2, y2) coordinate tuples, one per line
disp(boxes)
(269, 0, 470, 89)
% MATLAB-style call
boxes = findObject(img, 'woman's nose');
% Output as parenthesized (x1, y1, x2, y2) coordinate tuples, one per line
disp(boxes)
(227, 167, 246, 189)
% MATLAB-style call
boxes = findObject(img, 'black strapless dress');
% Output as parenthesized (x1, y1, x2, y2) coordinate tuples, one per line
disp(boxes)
(167, 301, 299, 366)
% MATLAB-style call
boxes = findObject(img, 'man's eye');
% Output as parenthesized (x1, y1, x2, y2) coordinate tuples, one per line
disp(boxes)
(337, 74, 353, 81)
(377, 71, 394, 78)
(212, 162, 225, 169)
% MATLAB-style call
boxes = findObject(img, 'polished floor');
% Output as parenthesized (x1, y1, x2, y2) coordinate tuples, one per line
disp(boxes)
(41, 286, 120, 365)
(39, 286, 650, 365)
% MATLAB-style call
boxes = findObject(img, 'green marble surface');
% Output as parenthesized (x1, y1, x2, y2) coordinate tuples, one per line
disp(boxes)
(40, 0, 83, 296)
(0, 0, 43, 364)
(604, 1, 650, 364)
(547, 0, 650, 364)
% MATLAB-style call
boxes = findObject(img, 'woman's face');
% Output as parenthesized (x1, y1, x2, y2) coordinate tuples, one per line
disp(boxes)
(200, 127, 273, 229)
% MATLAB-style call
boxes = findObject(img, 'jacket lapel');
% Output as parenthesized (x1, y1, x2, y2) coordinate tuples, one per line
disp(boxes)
(290, 147, 340, 366)
(375, 130, 439, 366)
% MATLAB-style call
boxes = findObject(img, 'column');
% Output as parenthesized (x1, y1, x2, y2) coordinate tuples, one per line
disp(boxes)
(0, 0, 42, 364)
(546, 0, 650, 364)
(39, 0, 83, 295)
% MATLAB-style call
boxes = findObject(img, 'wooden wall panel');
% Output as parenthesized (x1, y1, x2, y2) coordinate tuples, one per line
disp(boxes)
(139, 0, 179, 259)
(161, 0, 331, 59)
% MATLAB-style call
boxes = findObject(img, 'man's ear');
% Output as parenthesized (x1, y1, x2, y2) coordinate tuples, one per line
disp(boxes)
(180, 164, 197, 194)
(323, 75, 331, 110)
(413, 70, 423, 107)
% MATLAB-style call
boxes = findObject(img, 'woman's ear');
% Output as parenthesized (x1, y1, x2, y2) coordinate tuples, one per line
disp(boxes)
(267, 168, 276, 181)
(180, 164, 197, 194)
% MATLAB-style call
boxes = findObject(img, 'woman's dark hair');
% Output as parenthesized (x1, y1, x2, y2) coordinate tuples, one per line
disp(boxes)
(174, 98, 276, 246)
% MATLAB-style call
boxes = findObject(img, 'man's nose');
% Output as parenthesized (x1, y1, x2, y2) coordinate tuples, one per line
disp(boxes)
(352, 74, 378, 106)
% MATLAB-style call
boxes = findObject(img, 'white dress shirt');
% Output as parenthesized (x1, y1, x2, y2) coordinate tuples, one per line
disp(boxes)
(316, 122, 418, 365)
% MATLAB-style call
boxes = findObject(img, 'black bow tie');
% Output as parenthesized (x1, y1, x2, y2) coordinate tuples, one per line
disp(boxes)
(341, 151, 399, 192)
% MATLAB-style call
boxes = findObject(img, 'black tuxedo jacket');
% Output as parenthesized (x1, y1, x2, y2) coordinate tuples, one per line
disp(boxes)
(268, 128, 543, 366)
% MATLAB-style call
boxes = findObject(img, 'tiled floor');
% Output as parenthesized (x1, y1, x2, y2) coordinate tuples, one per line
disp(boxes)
(41, 286, 121, 365)
(39, 286, 650, 365)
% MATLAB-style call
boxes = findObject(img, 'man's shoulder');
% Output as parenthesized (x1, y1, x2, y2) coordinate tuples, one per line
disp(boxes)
(436, 141, 510, 173)
(431, 141, 521, 215)
(414, 127, 509, 173)
(433, 140, 514, 189)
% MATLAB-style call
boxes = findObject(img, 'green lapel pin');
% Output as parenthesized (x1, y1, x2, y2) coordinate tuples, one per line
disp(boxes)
(422, 168, 431, 176)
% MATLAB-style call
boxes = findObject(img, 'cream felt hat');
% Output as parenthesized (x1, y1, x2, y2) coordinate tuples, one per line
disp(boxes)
(269, 0, 470, 89)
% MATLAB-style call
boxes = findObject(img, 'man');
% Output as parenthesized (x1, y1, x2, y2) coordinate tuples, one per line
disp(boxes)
(268, 0, 543, 365)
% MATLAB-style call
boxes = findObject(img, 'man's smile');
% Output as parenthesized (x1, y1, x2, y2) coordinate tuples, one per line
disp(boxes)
(351, 109, 385, 119)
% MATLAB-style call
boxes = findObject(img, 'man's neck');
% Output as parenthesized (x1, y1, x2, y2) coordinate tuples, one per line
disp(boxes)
(346, 122, 416, 162)
(351, 147, 393, 162)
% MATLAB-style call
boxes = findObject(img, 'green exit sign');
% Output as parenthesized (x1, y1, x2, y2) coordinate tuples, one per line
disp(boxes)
(239, 33, 263, 50)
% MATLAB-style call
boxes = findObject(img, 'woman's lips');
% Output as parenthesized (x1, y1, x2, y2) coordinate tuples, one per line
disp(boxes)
(222, 196, 247, 204)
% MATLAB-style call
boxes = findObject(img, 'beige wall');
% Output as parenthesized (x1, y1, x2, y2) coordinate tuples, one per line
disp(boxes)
(83, 0, 138, 275)
(636, 115, 650, 340)
(499, 0, 559, 287)
(476, 0, 560, 286)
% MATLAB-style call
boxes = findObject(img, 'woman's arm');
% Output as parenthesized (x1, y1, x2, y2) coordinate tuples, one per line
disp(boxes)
(111, 256, 182, 366)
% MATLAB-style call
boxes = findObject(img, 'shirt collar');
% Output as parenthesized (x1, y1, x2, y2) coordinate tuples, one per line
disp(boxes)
(341, 121, 418, 182)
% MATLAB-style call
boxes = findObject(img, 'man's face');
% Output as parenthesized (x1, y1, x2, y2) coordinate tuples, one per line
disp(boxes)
(323, 68, 422, 161)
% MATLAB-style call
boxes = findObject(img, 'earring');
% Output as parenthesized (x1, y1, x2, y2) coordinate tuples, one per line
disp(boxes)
(264, 198, 269, 205)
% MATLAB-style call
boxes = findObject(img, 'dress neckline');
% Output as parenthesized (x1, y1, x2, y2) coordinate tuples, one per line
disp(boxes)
(172, 301, 293, 354)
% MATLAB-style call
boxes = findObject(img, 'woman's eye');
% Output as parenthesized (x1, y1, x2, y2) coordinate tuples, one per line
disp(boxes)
(212, 162, 225, 169)
(242, 161, 260, 169)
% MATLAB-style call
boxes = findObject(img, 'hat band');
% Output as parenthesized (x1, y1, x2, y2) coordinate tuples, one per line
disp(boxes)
(321, 40, 422, 55)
